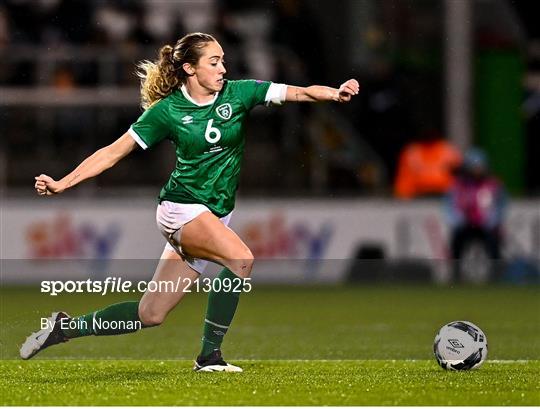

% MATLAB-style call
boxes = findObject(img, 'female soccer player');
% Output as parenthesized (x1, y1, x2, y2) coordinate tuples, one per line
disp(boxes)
(21, 32, 359, 371)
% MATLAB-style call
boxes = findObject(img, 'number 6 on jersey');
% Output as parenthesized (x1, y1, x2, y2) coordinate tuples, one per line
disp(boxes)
(205, 119, 221, 143)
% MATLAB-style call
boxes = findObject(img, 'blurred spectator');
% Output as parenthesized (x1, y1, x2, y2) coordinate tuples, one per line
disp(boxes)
(394, 129, 461, 199)
(307, 106, 386, 192)
(52, 65, 75, 90)
(445, 148, 507, 281)
(50, 65, 94, 157)
(94, 3, 135, 44)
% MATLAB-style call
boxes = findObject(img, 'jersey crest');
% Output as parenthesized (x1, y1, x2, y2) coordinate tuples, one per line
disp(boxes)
(216, 103, 232, 120)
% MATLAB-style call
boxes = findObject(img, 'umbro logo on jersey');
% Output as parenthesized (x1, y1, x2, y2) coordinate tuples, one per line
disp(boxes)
(216, 103, 232, 120)
(181, 115, 193, 124)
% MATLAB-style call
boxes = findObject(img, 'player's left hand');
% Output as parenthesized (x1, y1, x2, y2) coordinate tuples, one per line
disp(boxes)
(337, 79, 360, 103)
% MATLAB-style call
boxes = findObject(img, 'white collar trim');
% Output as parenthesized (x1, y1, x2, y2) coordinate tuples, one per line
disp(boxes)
(180, 84, 219, 106)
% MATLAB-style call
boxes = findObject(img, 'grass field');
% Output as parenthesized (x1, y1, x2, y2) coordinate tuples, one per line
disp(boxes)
(1, 285, 539, 405)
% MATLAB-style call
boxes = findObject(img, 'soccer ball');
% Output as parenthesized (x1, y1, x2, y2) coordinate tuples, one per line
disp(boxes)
(433, 321, 488, 370)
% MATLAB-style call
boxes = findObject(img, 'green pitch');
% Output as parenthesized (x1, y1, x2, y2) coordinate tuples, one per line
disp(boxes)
(2, 360, 538, 405)
(1, 285, 539, 405)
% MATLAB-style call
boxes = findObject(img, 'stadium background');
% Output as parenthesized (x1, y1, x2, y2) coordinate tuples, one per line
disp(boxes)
(0, 0, 539, 406)
(1, 0, 539, 282)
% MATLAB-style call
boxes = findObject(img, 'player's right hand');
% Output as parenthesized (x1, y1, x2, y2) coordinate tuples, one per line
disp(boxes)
(34, 174, 63, 196)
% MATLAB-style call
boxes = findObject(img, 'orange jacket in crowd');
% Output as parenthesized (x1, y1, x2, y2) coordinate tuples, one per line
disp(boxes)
(394, 139, 462, 199)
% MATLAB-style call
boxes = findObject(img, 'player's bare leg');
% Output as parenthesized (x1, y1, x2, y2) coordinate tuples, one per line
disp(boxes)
(138, 248, 200, 326)
(180, 211, 253, 372)
(181, 211, 254, 278)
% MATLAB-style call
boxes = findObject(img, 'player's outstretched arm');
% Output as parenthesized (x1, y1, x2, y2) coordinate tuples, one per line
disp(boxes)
(285, 79, 359, 103)
(35, 132, 137, 196)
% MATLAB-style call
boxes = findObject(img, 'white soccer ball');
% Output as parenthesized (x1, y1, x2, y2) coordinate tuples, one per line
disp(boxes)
(433, 321, 488, 370)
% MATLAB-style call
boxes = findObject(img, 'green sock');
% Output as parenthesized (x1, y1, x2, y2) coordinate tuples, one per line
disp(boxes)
(61, 301, 144, 338)
(200, 268, 242, 357)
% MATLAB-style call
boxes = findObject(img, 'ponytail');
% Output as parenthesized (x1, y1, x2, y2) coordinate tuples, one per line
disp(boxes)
(136, 45, 180, 110)
(136, 32, 217, 110)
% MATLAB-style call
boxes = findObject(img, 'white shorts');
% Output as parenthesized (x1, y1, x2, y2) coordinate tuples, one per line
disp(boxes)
(156, 201, 232, 274)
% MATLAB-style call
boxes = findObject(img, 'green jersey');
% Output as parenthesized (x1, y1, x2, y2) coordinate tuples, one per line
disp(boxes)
(129, 79, 276, 217)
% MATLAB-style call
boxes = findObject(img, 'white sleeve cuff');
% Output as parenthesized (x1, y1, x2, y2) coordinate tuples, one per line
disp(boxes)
(265, 83, 288, 106)
(128, 127, 148, 150)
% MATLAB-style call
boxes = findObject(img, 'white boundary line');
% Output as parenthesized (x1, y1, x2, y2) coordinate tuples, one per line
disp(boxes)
(2, 358, 536, 363)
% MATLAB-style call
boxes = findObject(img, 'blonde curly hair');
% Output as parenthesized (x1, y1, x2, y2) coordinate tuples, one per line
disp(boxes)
(136, 32, 216, 109)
